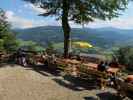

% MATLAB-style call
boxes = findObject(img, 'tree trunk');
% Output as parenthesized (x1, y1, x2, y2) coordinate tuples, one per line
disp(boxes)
(62, 0, 70, 58)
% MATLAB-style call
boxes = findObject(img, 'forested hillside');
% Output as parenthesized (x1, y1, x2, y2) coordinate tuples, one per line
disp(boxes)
(14, 26, 133, 49)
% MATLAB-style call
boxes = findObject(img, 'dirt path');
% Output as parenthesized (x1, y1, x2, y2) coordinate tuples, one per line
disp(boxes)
(0, 64, 117, 100)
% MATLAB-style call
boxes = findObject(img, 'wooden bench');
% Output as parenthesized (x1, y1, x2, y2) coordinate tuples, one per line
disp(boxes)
(116, 76, 133, 99)
(0, 53, 10, 63)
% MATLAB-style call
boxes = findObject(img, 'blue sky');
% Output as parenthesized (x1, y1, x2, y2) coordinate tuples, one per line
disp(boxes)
(0, 0, 133, 29)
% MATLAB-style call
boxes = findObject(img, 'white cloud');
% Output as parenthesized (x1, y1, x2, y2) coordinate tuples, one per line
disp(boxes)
(111, 18, 133, 29)
(5, 11, 33, 28)
(5, 9, 133, 29)
(24, 3, 46, 14)
(86, 18, 133, 29)
(58, 17, 133, 29)
(5, 11, 14, 18)
(5, 10, 59, 29)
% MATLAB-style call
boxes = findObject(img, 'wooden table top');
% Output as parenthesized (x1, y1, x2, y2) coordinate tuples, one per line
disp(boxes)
(107, 67, 120, 74)
(64, 59, 80, 64)
(127, 75, 133, 81)
(83, 63, 98, 69)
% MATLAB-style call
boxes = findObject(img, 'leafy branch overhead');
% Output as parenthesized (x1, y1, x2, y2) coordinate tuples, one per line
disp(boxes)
(24, 0, 130, 24)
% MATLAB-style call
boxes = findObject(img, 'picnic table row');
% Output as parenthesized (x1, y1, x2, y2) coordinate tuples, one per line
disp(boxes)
(56, 58, 120, 75)
(34, 54, 132, 99)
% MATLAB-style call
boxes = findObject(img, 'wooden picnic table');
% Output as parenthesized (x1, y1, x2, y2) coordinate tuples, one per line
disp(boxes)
(0, 52, 10, 62)
(63, 59, 80, 65)
(126, 75, 133, 83)
(116, 77, 133, 99)
(127, 75, 133, 79)
(83, 63, 98, 70)
(107, 67, 120, 74)
(83, 62, 120, 74)
(67, 59, 80, 64)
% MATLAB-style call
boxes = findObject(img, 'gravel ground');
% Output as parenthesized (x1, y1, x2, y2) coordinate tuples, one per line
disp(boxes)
(0, 64, 118, 100)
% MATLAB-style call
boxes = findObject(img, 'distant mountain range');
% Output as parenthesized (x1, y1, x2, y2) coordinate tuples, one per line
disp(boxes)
(14, 26, 133, 49)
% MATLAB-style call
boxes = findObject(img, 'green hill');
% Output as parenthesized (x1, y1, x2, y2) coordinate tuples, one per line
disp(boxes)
(14, 26, 133, 50)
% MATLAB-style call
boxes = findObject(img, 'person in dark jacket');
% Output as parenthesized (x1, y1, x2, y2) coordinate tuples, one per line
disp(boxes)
(97, 61, 107, 90)
(98, 61, 106, 72)
(17, 49, 27, 66)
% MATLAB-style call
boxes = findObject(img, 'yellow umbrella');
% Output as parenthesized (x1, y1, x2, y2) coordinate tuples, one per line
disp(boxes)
(72, 41, 93, 48)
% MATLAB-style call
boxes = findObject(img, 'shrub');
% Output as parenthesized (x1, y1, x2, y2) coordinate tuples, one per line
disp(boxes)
(114, 46, 133, 70)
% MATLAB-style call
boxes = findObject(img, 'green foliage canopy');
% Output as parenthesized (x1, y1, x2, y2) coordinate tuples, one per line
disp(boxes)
(24, 0, 130, 23)
(115, 46, 133, 70)
(0, 9, 19, 53)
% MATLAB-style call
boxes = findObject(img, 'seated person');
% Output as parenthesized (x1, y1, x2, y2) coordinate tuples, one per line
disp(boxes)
(108, 73, 117, 86)
(104, 61, 109, 69)
(97, 61, 106, 72)
(76, 55, 81, 61)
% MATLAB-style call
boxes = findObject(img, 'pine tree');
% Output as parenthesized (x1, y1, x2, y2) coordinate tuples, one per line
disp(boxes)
(0, 9, 19, 53)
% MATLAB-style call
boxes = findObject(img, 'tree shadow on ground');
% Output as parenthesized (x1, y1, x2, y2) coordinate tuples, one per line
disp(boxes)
(22, 63, 100, 91)
(84, 92, 121, 100)
(84, 97, 98, 100)
(96, 92, 121, 100)
(25, 64, 63, 77)
(52, 75, 99, 91)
